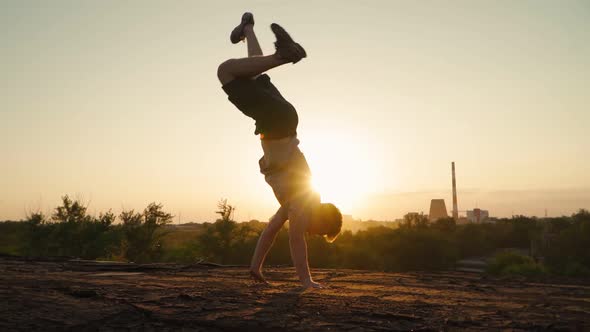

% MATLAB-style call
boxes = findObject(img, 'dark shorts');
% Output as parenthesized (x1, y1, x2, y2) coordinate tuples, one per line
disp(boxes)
(222, 74, 298, 139)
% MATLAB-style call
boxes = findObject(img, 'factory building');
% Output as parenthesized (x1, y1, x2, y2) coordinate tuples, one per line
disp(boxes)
(466, 208, 490, 223)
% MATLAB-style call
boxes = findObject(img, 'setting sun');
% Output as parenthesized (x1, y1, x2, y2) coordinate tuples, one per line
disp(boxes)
(301, 133, 381, 212)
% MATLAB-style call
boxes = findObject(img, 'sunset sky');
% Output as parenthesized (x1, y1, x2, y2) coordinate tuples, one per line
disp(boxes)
(2, 1, 589, 222)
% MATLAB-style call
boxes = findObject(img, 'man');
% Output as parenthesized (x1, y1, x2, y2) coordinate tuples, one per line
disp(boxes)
(217, 13, 342, 289)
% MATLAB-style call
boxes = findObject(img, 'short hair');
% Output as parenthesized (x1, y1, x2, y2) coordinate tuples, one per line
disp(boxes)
(319, 203, 342, 243)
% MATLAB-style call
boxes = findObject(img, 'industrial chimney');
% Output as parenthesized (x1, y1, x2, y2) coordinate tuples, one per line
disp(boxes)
(452, 162, 459, 220)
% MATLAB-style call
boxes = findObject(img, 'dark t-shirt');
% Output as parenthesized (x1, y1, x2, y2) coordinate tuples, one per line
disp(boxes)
(222, 74, 298, 139)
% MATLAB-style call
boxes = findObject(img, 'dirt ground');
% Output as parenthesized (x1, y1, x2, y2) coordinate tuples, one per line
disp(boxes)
(1, 257, 588, 331)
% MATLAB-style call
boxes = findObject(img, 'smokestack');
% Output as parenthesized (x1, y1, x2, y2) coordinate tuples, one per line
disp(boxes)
(452, 162, 459, 220)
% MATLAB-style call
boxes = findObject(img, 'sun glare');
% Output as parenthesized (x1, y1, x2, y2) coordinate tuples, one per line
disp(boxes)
(301, 133, 380, 213)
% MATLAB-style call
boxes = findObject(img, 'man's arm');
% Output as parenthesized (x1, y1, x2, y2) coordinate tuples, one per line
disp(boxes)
(250, 205, 289, 278)
(288, 206, 322, 289)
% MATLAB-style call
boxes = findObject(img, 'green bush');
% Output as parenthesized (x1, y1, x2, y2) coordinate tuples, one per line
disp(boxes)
(487, 251, 546, 277)
(0, 221, 29, 255)
(563, 261, 590, 277)
(502, 262, 546, 277)
(542, 209, 590, 277)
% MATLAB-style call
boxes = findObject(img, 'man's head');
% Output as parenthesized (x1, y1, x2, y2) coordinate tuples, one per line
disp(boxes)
(308, 202, 343, 242)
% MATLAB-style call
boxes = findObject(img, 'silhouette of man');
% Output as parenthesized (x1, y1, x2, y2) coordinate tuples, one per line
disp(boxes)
(217, 13, 342, 289)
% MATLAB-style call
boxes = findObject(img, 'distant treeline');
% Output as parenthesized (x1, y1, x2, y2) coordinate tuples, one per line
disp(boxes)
(0, 196, 589, 277)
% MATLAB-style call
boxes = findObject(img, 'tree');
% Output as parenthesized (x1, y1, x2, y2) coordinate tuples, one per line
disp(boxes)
(216, 199, 235, 222)
(52, 195, 91, 223)
(49, 195, 92, 256)
(401, 213, 429, 228)
(24, 212, 51, 256)
(214, 199, 237, 254)
(433, 217, 456, 232)
(196, 199, 244, 264)
(23, 195, 120, 259)
(120, 203, 173, 263)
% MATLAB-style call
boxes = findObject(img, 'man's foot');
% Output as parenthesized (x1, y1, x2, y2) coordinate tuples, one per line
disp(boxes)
(302, 280, 324, 289)
(271, 23, 307, 64)
(230, 12, 255, 44)
(249, 270, 270, 285)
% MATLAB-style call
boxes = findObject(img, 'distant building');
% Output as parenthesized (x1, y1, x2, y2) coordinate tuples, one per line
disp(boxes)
(466, 208, 489, 223)
(342, 214, 355, 223)
(429, 199, 449, 222)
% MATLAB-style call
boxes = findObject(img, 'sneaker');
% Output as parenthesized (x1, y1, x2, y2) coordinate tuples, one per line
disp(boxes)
(271, 23, 307, 64)
(230, 12, 255, 44)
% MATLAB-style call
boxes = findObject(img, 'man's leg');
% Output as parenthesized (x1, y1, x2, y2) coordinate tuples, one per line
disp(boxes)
(218, 18, 281, 85)
(217, 22, 305, 85)
(245, 25, 263, 57)
(217, 55, 287, 86)
(250, 205, 288, 282)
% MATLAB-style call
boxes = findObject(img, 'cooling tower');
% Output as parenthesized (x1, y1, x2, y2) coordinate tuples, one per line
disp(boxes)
(429, 199, 448, 222)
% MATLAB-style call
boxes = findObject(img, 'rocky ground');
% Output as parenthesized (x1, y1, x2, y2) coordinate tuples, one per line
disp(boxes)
(0, 256, 589, 331)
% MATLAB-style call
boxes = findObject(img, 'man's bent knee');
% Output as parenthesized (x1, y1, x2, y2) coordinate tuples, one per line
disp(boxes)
(217, 59, 236, 85)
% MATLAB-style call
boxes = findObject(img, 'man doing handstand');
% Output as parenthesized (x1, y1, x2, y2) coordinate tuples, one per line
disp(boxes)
(217, 13, 342, 289)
